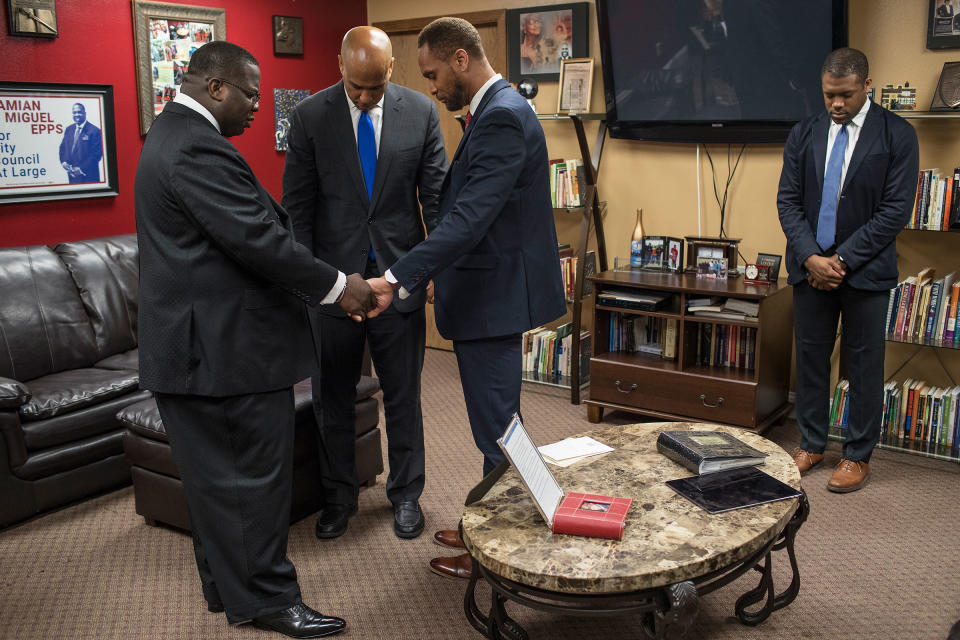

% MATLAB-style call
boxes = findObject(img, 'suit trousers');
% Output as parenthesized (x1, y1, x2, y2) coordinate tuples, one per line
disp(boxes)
(313, 301, 426, 507)
(154, 389, 301, 623)
(793, 281, 889, 462)
(453, 334, 522, 476)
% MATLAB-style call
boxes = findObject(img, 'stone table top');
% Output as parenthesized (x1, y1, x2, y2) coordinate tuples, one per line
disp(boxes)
(461, 422, 801, 594)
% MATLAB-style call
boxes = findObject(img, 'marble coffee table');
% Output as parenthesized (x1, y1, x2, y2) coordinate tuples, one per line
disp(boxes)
(460, 422, 808, 640)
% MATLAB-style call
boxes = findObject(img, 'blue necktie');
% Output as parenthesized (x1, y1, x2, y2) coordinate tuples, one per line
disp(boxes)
(358, 110, 377, 260)
(816, 124, 848, 251)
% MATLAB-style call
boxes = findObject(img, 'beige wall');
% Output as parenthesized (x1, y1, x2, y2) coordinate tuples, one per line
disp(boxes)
(370, 0, 960, 385)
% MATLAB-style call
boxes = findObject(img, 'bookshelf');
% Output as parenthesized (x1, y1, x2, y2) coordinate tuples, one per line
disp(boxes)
(585, 269, 793, 430)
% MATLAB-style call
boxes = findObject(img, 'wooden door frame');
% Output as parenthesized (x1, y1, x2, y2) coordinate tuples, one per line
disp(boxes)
(374, 10, 505, 42)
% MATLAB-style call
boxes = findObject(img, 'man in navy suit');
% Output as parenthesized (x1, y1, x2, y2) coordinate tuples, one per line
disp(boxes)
(777, 48, 918, 492)
(59, 103, 102, 184)
(367, 17, 566, 579)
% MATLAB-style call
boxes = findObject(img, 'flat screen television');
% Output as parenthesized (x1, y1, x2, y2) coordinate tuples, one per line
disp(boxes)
(595, 0, 848, 143)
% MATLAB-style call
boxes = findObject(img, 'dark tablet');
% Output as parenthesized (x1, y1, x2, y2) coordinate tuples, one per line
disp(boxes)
(665, 466, 802, 514)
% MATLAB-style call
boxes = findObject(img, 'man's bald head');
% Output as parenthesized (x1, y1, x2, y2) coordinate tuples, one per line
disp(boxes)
(339, 26, 394, 111)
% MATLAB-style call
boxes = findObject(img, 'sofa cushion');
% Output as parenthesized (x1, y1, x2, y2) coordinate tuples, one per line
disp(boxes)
(0, 376, 31, 409)
(117, 398, 165, 442)
(21, 388, 151, 450)
(54, 236, 139, 359)
(20, 368, 140, 422)
(13, 431, 125, 481)
(95, 349, 139, 371)
(0, 245, 99, 381)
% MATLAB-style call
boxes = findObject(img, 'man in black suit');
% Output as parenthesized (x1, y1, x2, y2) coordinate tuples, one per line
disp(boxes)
(282, 26, 447, 541)
(135, 41, 376, 638)
(777, 48, 918, 493)
(59, 103, 102, 183)
(367, 17, 566, 579)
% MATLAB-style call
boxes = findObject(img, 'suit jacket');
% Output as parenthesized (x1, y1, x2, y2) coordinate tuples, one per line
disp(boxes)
(282, 81, 447, 315)
(135, 101, 338, 396)
(777, 101, 919, 290)
(59, 122, 102, 183)
(390, 78, 566, 341)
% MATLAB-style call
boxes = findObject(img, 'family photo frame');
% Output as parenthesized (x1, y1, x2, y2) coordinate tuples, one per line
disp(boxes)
(505, 2, 589, 82)
(132, 0, 226, 135)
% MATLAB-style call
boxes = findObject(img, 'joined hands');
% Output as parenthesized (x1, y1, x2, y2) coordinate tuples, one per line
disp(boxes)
(804, 254, 846, 291)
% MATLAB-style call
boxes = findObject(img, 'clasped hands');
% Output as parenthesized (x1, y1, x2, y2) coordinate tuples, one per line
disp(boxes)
(804, 254, 846, 291)
(337, 274, 434, 322)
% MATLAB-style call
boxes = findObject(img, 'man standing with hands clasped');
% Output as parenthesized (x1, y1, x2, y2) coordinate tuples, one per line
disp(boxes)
(777, 47, 918, 493)
(136, 40, 376, 638)
(366, 17, 566, 579)
(282, 26, 447, 542)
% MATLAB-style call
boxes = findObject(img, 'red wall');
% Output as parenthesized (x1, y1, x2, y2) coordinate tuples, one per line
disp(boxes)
(0, 0, 366, 247)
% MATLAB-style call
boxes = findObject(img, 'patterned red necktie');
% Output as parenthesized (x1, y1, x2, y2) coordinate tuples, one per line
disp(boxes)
(464, 111, 472, 128)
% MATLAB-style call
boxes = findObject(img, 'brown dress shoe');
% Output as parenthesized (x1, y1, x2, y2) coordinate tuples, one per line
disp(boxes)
(429, 553, 472, 580)
(791, 447, 824, 475)
(827, 459, 870, 493)
(433, 528, 465, 549)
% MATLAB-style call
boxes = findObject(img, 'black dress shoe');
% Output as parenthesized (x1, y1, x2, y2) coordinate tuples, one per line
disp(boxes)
(207, 602, 224, 613)
(393, 500, 425, 539)
(252, 603, 346, 638)
(315, 504, 357, 539)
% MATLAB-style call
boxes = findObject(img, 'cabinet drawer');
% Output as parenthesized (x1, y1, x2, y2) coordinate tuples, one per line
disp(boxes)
(590, 361, 757, 426)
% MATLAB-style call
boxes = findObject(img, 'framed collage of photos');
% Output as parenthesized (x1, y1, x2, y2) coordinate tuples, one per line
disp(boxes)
(505, 2, 589, 82)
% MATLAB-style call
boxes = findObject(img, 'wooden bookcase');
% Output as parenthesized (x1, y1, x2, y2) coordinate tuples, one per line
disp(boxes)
(585, 269, 793, 431)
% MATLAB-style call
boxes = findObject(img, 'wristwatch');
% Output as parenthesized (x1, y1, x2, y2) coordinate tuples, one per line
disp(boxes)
(836, 254, 846, 264)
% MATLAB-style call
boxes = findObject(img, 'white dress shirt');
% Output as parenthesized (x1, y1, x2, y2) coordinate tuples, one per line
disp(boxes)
(825, 95, 871, 191)
(344, 85, 384, 156)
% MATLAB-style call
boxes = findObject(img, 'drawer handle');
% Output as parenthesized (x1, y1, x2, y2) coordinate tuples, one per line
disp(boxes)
(615, 380, 637, 394)
(700, 394, 724, 408)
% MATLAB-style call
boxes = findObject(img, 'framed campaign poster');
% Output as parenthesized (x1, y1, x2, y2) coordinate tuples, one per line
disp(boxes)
(0, 82, 118, 204)
(132, 0, 225, 134)
(928, 0, 960, 49)
(505, 2, 589, 82)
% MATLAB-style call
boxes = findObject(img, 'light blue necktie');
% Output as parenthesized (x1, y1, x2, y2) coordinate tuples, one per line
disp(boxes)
(816, 124, 848, 251)
(358, 110, 377, 260)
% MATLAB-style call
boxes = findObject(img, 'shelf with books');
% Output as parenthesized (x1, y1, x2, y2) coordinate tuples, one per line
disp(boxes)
(885, 334, 960, 350)
(554, 201, 606, 215)
(683, 315, 760, 328)
(586, 269, 793, 430)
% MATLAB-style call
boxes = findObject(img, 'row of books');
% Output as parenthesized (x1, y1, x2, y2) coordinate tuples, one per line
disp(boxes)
(909, 168, 960, 231)
(558, 248, 596, 301)
(522, 323, 591, 384)
(695, 323, 757, 370)
(608, 313, 677, 359)
(549, 158, 586, 208)
(830, 378, 960, 449)
(886, 266, 960, 345)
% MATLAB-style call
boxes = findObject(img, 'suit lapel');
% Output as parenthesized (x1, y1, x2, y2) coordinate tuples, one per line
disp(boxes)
(841, 103, 881, 193)
(369, 85, 401, 213)
(812, 113, 829, 192)
(328, 83, 370, 204)
(451, 78, 511, 164)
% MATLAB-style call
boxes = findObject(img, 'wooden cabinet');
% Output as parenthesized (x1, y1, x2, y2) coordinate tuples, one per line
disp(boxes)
(585, 269, 793, 431)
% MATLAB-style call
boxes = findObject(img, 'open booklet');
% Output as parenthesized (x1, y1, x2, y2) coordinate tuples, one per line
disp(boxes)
(494, 415, 632, 540)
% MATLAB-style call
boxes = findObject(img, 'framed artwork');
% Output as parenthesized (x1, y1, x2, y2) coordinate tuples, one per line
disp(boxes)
(273, 15, 303, 56)
(557, 57, 593, 113)
(641, 235, 666, 270)
(505, 2, 589, 82)
(927, 0, 960, 49)
(756, 253, 782, 282)
(665, 237, 685, 273)
(7, 0, 58, 37)
(132, 0, 225, 135)
(274, 88, 310, 151)
(0, 82, 118, 204)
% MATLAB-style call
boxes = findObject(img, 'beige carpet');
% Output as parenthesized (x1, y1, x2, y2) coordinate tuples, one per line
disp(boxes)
(1, 348, 958, 639)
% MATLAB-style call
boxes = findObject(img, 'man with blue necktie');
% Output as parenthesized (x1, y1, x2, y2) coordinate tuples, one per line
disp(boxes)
(777, 48, 918, 492)
(282, 26, 447, 541)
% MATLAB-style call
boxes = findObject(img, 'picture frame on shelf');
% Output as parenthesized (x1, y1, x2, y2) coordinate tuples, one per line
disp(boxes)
(272, 15, 303, 56)
(0, 81, 119, 204)
(927, 0, 960, 50)
(665, 237, 684, 272)
(756, 253, 782, 282)
(641, 235, 666, 270)
(696, 256, 728, 279)
(557, 57, 593, 113)
(7, 0, 58, 37)
(132, 0, 225, 135)
(505, 2, 589, 82)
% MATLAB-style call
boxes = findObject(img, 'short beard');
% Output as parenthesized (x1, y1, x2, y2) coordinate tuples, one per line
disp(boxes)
(442, 79, 470, 112)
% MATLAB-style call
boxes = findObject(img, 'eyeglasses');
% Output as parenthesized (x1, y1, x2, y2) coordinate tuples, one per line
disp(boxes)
(217, 78, 261, 103)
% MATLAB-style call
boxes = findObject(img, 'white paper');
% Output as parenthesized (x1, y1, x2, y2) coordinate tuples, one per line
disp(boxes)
(497, 415, 565, 525)
(538, 436, 614, 461)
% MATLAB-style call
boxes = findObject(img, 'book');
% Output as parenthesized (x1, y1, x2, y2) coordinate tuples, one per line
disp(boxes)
(496, 415, 631, 540)
(722, 298, 760, 317)
(665, 467, 802, 514)
(656, 430, 768, 475)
